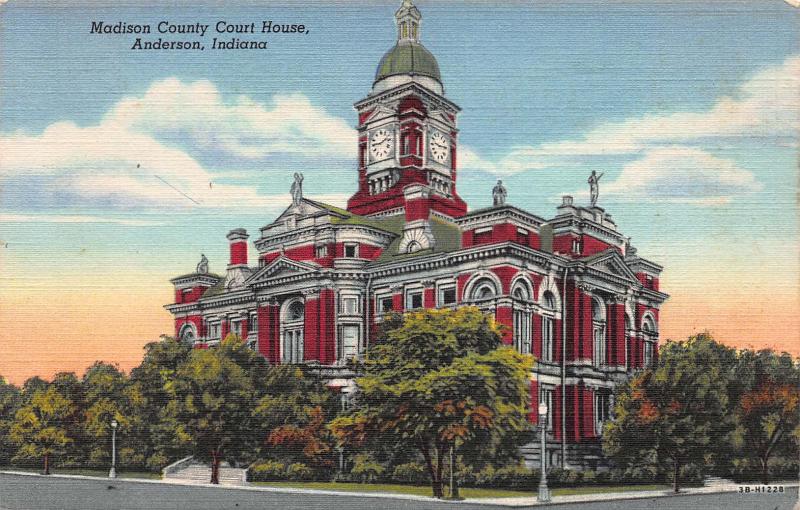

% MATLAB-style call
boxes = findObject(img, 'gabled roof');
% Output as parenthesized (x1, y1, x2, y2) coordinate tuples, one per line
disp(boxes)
(580, 248, 640, 284)
(245, 256, 320, 286)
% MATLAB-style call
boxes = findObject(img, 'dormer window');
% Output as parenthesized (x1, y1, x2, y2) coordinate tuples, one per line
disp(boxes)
(316, 245, 328, 258)
(344, 243, 358, 258)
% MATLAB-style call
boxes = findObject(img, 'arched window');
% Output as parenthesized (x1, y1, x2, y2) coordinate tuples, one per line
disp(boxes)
(592, 297, 606, 368)
(541, 291, 556, 362)
(281, 299, 305, 364)
(511, 282, 532, 354)
(642, 315, 656, 334)
(406, 241, 422, 254)
(179, 324, 196, 345)
(469, 279, 497, 301)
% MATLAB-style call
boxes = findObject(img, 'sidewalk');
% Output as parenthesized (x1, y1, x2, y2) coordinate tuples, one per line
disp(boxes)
(466, 481, 799, 507)
(2, 470, 798, 508)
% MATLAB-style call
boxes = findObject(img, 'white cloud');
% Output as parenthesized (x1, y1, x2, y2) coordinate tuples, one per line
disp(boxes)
(0, 79, 356, 212)
(105, 78, 355, 159)
(463, 55, 799, 175)
(602, 147, 763, 205)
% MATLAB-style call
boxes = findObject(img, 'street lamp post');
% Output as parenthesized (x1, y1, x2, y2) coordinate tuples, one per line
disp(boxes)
(537, 403, 551, 502)
(109, 419, 118, 479)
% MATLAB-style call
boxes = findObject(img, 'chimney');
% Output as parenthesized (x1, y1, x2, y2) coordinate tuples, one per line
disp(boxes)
(227, 228, 249, 267)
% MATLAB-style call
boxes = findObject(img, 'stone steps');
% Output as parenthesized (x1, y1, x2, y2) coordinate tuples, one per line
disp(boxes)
(163, 463, 247, 486)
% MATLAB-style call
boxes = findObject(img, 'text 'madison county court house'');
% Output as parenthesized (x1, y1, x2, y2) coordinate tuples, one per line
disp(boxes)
(165, 0, 668, 469)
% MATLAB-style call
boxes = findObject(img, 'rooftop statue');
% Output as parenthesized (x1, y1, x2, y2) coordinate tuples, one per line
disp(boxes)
(290, 172, 304, 207)
(196, 254, 209, 274)
(492, 179, 507, 206)
(588, 170, 604, 207)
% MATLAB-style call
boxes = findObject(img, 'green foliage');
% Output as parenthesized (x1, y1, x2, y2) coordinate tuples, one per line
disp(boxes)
(330, 307, 533, 498)
(351, 453, 385, 483)
(0, 377, 21, 465)
(10, 386, 76, 473)
(250, 460, 288, 481)
(165, 334, 265, 483)
(254, 364, 337, 469)
(603, 333, 733, 492)
(286, 462, 316, 481)
(391, 462, 428, 485)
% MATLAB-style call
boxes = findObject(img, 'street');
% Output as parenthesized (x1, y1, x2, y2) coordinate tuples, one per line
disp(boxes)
(0, 474, 797, 510)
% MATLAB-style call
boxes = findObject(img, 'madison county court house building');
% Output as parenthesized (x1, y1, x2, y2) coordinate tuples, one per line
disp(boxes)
(165, 0, 668, 469)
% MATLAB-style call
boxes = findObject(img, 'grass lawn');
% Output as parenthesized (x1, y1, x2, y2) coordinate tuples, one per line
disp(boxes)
(0, 466, 160, 480)
(250, 481, 671, 499)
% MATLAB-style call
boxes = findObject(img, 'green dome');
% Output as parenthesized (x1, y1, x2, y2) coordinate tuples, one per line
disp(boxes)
(374, 41, 441, 84)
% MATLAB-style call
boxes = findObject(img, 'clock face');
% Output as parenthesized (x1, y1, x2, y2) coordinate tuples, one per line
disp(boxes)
(369, 129, 394, 161)
(429, 131, 450, 164)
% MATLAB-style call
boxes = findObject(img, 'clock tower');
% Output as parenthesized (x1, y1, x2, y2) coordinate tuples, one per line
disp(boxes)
(346, 0, 468, 219)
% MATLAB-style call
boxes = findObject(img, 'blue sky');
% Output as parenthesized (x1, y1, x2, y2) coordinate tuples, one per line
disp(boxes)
(1, 0, 798, 381)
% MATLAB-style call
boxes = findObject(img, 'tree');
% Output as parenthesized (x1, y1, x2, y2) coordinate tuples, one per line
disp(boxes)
(81, 363, 129, 467)
(165, 334, 265, 483)
(254, 365, 337, 469)
(129, 338, 193, 470)
(0, 377, 21, 465)
(9, 386, 75, 474)
(603, 333, 731, 493)
(735, 382, 800, 484)
(330, 307, 532, 498)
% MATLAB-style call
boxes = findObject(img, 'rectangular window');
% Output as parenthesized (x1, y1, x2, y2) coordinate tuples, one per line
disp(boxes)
(316, 245, 328, 258)
(541, 316, 554, 362)
(644, 341, 654, 367)
(572, 238, 582, 254)
(513, 309, 531, 354)
(282, 330, 303, 364)
(379, 296, 394, 314)
(207, 322, 221, 340)
(539, 387, 554, 431)
(341, 295, 359, 315)
(595, 392, 610, 436)
(344, 243, 358, 258)
(231, 320, 242, 336)
(340, 325, 360, 362)
(438, 285, 456, 306)
(406, 290, 423, 310)
(593, 325, 605, 367)
(249, 312, 258, 334)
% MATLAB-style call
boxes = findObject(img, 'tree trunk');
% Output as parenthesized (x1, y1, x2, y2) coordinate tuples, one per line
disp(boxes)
(672, 459, 680, 493)
(420, 440, 443, 498)
(760, 456, 770, 485)
(210, 451, 220, 484)
(43, 453, 50, 475)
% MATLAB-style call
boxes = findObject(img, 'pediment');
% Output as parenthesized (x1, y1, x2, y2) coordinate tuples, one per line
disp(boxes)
(583, 250, 640, 283)
(363, 104, 397, 124)
(245, 257, 319, 285)
(272, 199, 329, 223)
(427, 109, 454, 127)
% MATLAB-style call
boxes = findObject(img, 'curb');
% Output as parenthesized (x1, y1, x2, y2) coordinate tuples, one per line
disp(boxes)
(2, 471, 797, 508)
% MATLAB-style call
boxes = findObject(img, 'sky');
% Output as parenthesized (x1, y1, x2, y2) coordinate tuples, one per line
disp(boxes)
(1, 0, 798, 385)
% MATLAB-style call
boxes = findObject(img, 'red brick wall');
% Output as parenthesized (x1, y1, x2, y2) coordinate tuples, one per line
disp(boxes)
(230, 241, 247, 265)
(495, 305, 513, 345)
(490, 265, 518, 294)
(304, 296, 320, 362)
(319, 289, 336, 364)
(175, 315, 204, 338)
(258, 304, 279, 363)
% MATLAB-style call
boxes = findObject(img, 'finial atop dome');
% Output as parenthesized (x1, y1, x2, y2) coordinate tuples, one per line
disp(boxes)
(396, 0, 422, 43)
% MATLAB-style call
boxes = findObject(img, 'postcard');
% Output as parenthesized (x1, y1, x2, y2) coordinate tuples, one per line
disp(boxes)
(1, 1, 798, 509)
